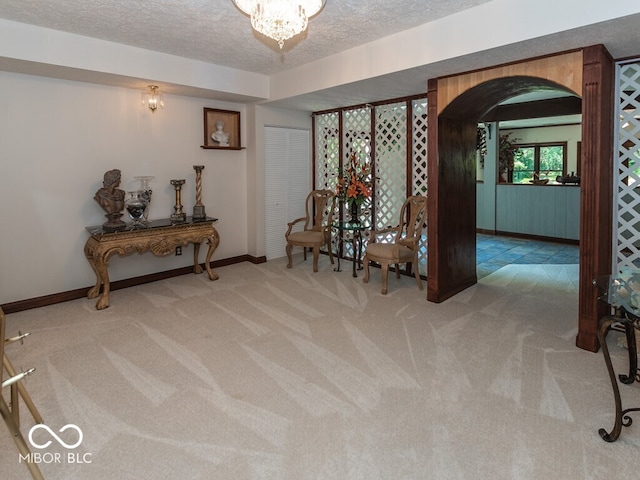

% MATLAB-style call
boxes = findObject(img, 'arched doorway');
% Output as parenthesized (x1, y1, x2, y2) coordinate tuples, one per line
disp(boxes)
(426, 46, 614, 352)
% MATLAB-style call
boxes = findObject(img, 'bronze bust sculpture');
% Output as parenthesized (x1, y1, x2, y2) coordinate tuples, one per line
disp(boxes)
(95, 169, 126, 231)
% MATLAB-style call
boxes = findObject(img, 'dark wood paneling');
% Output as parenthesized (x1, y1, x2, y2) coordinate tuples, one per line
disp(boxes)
(427, 79, 441, 300)
(428, 77, 478, 302)
(482, 96, 582, 122)
(576, 45, 615, 352)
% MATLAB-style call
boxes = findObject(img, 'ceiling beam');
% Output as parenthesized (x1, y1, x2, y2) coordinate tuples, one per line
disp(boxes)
(481, 96, 582, 122)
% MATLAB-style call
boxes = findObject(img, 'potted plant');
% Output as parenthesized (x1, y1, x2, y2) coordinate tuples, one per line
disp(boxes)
(335, 153, 373, 221)
(498, 133, 520, 182)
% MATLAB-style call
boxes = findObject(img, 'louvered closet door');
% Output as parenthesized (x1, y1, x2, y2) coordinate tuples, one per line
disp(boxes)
(264, 126, 311, 260)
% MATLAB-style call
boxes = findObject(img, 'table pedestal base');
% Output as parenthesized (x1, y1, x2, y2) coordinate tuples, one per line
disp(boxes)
(597, 314, 640, 442)
(332, 221, 369, 278)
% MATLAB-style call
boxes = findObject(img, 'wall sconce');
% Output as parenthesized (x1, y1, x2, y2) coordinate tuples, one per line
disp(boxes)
(141, 85, 164, 113)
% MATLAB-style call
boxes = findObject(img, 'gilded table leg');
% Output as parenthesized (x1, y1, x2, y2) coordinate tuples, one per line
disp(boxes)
(85, 240, 111, 309)
(84, 239, 103, 300)
(203, 234, 219, 281)
(597, 315, 623, 442)
(193, 242, 203, 274)
(92, 254, 111, 310)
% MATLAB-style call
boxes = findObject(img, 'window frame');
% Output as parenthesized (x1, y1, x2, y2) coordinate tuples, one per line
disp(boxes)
(509, 141, 568, 184)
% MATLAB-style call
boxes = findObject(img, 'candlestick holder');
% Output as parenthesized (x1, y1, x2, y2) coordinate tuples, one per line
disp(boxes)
(192, 165, 207, 220)
(170, 179, 186, 224)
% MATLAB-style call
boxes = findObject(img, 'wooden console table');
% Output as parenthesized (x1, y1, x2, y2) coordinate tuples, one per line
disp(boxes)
(84, 217, 220, 310)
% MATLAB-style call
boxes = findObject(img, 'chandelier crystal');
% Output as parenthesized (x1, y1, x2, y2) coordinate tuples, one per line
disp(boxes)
(232, 0, 325, 49)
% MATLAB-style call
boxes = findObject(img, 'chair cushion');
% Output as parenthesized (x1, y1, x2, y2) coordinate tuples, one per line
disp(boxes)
(366, 243, 413, 262)
(288, 230, 325, 246)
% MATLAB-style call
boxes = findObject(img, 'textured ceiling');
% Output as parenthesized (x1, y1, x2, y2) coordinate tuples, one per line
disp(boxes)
(0, 1, 639, 112)
(0, 0, 490, 75)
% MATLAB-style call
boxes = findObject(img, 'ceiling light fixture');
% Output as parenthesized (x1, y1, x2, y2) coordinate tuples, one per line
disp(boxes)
(141, 85, 164, 113)
(232, 0, 326, 49)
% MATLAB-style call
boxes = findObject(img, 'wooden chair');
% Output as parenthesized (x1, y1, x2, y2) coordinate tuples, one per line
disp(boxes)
(363, 195, 427, 294)
(285, 189, 336, 272)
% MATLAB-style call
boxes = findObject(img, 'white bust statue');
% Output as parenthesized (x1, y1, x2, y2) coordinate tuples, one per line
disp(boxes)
(211, 120, 230, 146)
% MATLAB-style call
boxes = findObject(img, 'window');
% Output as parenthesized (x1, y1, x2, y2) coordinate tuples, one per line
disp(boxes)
(512, 142, 567, 184)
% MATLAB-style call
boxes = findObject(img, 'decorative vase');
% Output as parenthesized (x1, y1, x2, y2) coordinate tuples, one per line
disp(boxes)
(125, 190, 149, 227)
(350, 201, 360, 223)
(134, 176, 154, 222)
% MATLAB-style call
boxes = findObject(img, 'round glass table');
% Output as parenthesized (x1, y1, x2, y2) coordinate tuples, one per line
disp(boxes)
(331, 220, 370, 278)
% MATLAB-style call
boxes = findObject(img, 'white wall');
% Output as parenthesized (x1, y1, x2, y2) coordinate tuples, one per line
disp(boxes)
(0, 71, 250, 304)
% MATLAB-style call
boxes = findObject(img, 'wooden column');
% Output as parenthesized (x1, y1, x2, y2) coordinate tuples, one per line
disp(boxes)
(427, 79, 478, 302)
(576, 45, 615, 352)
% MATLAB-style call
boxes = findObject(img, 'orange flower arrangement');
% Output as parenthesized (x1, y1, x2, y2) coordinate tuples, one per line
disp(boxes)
(336, 153, 372, 206)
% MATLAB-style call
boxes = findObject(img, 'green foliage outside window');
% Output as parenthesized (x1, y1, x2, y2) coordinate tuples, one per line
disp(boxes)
(512, 143, 566, 184)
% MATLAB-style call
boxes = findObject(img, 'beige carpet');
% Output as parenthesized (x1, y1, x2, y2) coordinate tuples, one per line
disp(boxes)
(1, 257, 638, 479)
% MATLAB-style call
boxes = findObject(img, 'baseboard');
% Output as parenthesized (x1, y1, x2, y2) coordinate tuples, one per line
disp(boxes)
(1, 254, 265, 314)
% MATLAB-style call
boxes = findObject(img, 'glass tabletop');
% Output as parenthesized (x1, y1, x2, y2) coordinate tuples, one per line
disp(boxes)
(86, 217, 218, 236)
(332, 220, 370, 231)
(594, 270, 640, 318)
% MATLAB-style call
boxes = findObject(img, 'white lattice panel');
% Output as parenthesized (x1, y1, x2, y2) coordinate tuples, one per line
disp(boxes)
(412, 99, 428, 196)
(614, 60, 640, 271)
(314, 112, 340, 190)
(343, 107, 372, 165)
(340, 107, 372, 258)
(412, 98, 428, 275)
(375, 102, 407, 230)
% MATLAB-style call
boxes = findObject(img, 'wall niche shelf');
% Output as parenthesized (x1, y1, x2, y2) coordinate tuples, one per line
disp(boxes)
(200, 145, 244, 150)
(202, 108, 242, 149)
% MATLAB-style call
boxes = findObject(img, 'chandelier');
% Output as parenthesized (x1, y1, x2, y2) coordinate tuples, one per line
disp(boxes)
(232, 0, 326, 49)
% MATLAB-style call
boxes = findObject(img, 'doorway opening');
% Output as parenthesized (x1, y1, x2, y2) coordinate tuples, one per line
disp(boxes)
(428, 46, 615, 353)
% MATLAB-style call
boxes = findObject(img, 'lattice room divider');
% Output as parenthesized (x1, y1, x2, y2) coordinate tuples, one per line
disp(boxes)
(314, 111, 340, 192)
(613, 59, 640, 272)
(375, 102, 407, 234)
(314, 97, 428, 276)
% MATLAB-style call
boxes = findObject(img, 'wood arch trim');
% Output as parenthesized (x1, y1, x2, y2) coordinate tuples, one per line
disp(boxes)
(426, 46, 614, 354)
(436, 50, 583, 115)
(440, 76, 579, 121)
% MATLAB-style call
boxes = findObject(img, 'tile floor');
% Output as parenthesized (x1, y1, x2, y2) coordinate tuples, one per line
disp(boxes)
(476, 233, 580, 279)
